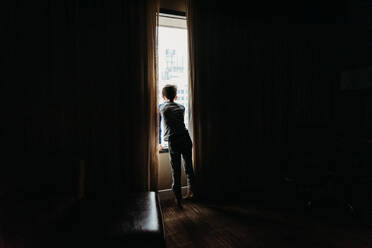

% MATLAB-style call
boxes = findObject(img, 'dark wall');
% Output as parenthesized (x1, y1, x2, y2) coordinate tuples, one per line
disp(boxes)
(333, 1, 372, 136)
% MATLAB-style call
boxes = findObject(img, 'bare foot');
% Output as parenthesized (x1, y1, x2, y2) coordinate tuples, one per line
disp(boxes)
(183, 190, 194, 199)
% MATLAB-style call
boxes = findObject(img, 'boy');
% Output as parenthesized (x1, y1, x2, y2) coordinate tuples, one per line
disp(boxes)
(160, 84, 194, 208)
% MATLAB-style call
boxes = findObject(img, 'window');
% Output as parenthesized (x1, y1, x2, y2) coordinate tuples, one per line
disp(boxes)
(158, 13, 189, 148)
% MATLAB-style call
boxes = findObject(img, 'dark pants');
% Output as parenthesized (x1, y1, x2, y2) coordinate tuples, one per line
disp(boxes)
(168, 133, 194, 200)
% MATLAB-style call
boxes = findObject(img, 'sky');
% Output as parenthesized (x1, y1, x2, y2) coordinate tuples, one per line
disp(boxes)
(158, 26, 189, 85)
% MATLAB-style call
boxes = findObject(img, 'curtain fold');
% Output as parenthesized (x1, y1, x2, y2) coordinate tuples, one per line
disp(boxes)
(2, 0, 160, 198)
(73, 0, 160, 194)
(145, 0, 160, 191)
(186, 0, 344, 199)
(126, 0, 160, 192)
(186, 0, 204, 198)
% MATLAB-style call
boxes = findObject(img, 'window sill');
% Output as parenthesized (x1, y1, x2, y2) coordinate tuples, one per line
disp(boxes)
(159, 148, 169, 153)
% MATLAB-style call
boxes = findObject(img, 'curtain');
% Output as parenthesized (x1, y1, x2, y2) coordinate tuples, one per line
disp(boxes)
(186, 0, 203, 197)
(145, 0, 160, 191)
(186, 0, 344, 199)
(2, 0, 160, 198)
(121, 0, 160, 192)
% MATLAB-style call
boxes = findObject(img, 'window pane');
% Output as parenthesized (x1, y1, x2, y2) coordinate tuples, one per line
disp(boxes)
(158, 17, 189, 147)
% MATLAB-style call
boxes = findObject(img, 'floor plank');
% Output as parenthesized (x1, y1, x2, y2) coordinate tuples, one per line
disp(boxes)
(161, 200, 372, 248)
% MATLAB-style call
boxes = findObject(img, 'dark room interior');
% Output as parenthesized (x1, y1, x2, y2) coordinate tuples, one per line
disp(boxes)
(1, 0, 372, 247)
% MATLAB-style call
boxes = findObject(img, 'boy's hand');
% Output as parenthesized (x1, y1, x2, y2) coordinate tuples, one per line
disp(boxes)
(158, 144, 163, 151)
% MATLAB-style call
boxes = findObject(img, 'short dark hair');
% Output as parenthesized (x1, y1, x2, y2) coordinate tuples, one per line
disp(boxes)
(162, 84, 177, 101)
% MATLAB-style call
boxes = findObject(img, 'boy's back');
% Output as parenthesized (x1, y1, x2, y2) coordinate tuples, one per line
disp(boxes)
(160, 102, 188, 141)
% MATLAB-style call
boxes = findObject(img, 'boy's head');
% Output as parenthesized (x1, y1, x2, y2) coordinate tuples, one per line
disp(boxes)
(162, 84, 178, 102)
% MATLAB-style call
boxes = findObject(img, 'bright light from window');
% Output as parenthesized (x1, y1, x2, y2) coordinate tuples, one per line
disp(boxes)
(158, 15, 189, 148)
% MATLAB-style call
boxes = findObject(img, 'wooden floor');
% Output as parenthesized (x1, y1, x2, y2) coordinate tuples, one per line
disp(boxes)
(161, 200, 372, 248)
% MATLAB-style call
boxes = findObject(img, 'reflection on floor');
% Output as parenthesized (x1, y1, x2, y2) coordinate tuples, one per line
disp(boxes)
(162, 200, 372, 248)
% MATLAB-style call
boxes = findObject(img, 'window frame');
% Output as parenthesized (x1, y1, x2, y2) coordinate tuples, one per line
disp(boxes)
(158, 11, 190, 153)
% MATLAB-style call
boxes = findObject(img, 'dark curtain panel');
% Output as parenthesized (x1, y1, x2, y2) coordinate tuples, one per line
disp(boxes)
(186, 0, 364, 199)
(1, 0, 159, 199)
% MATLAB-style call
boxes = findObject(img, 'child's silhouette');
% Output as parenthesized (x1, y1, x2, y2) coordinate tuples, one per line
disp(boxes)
(160, 84, 194, 208)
